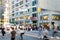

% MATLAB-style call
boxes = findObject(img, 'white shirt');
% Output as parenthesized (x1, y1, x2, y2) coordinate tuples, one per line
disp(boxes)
(43, 29, 49, 36)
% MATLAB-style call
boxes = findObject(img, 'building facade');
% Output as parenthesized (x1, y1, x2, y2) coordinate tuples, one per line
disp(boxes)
(3, 0, 10, 28)
(9, 0, 39, 27)
(0, 0, 4, 28)
(38, 0, 60, 28)
(9, 0, 60, 28)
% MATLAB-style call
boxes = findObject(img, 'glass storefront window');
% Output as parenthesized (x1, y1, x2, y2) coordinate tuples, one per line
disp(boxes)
(52, 15, 60, 20)
(40, 16, 48, 20)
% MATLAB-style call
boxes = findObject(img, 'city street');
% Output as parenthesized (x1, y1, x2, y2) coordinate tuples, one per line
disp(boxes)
(0, 30, 60, 40)
(0, 30, 40, 40)
(0, 0, 60, 40)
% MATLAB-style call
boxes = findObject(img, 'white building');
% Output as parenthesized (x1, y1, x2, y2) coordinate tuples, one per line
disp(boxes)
(9, 0, 60, 28)
(38, 0, 60, 28)
(9, 0, 39, 27)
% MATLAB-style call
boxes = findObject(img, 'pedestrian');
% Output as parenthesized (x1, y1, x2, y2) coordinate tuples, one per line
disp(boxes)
(43, 25, 49, 40)
(38, 25, 42, 35)
(11, 28, 16, 40)
(1, 28, 6, 37)
(53, 26, 57, 37)
(20, 29, 25, 40)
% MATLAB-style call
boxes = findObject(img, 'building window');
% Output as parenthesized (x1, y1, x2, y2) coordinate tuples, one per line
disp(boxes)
(16, 12, 18, 15)
(16, 8, 19, 11)
(32, 7, 36, 12)
(40, 15, 48, 20)
(20, 12, 23, 14)
(52, 15, 60, 20)
(12, 14, 14, 16)
(12, 10, 14, 13)
(25, 4, 28, 7)
(12, 5, 14, 8)
(9, 18, 15, 23)
(20, 6, 23, 9)
(32, 13, 37, 17)
(12, 1, 14, 4)
(25, 9, 30, 13)
(26, 0, 28, 2)
(20, 1, 23, 5)
(20, 16, 24, 19)
(32, 0, 37, 6)
(25, 15, 30, 20)
(15, 17, 18, 21)
(15, 3, 19, 7)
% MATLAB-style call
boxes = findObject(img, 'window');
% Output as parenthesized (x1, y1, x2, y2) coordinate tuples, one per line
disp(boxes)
(25, 9, 30, 13)
(15, 17, 18, 21)
(52, 15, 60, 20)
(25, 4, 28, 7)
(32, 7, 36, 12)
(20, 16, 24, 19)
(25, 15, 30, 19)
(12, 1, 14, 4)
(12, 18, 14, 21)
(20, 12, 23, 14)
(12, 14, 14, 16)
(15, 3, 19, 7)
(20, 6, 23, 9)
(32, 0, 37, 6)
(40, 16, 48, 20)
(12, 5, 14, 8)
(20, 1, 23, 5)
(16, 8, 19, 11)
(12, 10, 14, 13)
(16, 12, 18, 15)
(26, 0, 28, 2)
(32, 13, 37, 17)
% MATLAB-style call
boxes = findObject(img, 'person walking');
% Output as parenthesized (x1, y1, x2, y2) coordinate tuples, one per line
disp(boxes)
(11, 28, 16, 40)
(53, 26, 57, 37)
(38, 25, 42, 35)
(1, 28, 6, 37)
(43, 25, 49, 40)
(20, 29, 25, 40)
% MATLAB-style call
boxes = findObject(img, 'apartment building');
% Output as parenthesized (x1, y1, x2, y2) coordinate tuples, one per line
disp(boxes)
(9, 0, 39, 27)
(9, 0, 60, 28)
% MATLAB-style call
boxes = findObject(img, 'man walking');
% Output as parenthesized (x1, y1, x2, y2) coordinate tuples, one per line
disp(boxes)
(11, 28, 16, 40)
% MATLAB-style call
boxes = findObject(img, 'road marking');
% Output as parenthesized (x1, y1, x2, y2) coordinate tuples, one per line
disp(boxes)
(24, 34, 40, 38)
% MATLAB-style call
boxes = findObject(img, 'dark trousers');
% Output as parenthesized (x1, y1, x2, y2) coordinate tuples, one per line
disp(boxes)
(20, 33, 24, 40)
(11, 38, 15, 40)
(2, 34, 4, 36)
